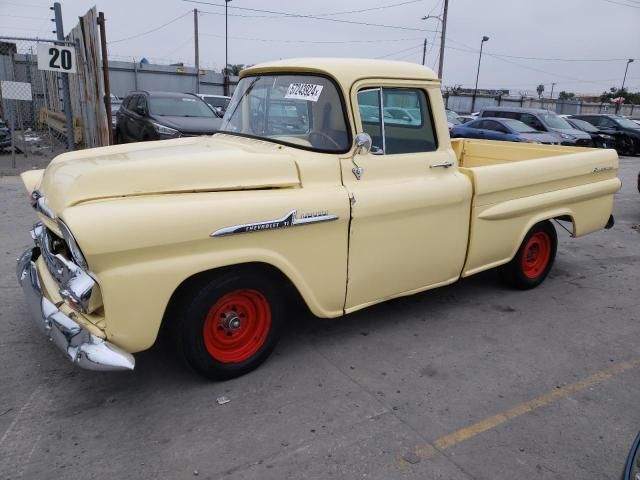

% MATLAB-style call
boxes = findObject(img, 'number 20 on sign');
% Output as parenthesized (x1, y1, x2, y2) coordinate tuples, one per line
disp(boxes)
(37, 43, 76, 73)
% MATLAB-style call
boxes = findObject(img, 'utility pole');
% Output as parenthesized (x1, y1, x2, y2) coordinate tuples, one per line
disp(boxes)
(52, 2, 74, 150)
(550, 82, 556, 100)
(421, 0, 448, 79)
(422, 39, 427, 66)
(439, 0, 448, 79)
(194, 8, 200, 94)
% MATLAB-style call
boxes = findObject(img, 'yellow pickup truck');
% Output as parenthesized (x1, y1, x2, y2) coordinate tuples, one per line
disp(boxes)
(16, 58, 620, 380)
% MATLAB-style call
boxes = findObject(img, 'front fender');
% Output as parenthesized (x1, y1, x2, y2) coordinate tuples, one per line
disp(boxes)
(61, 187, 350, 352)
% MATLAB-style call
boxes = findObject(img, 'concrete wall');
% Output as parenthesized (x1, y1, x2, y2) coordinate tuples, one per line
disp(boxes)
(108, 60, 238, 98)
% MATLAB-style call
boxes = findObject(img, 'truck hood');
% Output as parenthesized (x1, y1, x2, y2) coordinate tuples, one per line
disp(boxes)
(37, 134, 301, 213)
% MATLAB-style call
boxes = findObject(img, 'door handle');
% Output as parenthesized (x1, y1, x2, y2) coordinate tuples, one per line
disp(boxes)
(430, 161, 454, 169)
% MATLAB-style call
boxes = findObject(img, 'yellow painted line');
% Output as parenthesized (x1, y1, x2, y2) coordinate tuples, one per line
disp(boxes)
(413, 356, 640, 460)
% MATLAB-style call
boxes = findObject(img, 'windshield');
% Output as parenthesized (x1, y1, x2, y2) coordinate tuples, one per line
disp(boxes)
(150, 96, 215, 117)
(204, 96, 230, 109)
(502, 119, 537, 133)
(220, 74, 350, 152)
(568, 118, 598, 132)
(446, 110, 461, 125)
(539, 113, 572, 129)
(616, 117, 640, 129)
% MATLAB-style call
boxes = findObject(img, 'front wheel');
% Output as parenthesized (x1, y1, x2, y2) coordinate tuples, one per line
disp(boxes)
(499, 221, 557, 290)
(178, 271, 284, 380)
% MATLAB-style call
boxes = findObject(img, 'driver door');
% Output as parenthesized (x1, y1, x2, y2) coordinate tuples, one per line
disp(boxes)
(341, 81, 472, 312)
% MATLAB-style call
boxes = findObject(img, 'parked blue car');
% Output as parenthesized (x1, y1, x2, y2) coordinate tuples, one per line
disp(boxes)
(450, 118, 559, 144)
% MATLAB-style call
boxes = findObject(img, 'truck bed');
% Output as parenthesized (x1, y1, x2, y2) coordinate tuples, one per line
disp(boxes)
(451, 139, 621, 277)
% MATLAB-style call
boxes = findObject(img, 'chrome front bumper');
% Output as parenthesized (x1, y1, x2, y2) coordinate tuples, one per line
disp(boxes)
(16, 248, 135, 371)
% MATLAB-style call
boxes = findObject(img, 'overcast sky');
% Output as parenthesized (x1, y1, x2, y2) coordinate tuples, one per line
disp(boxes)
(2, 0, 639, 95)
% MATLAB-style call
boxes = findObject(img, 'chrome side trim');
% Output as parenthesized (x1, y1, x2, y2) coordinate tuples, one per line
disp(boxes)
(211, 209, 339, 237)
(16, 248, 134, 372)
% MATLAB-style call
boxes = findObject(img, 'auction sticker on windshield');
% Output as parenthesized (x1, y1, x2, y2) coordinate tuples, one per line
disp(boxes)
(285, 83, 324, 102)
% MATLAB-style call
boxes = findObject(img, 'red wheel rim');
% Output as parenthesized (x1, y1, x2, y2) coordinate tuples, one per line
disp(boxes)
(521, 232, 551, 279)
(203, 289, 271, 363)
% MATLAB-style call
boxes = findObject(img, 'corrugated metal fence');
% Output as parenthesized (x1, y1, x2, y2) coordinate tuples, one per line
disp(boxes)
(445, 93, 638, 116)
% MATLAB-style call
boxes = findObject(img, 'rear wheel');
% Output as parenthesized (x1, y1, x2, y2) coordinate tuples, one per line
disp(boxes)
(499, 221, 557, 290)
(178, 271, 284, 380)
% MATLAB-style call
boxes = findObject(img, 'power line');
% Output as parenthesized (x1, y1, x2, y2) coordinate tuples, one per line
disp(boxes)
(314, 0, 426, 16)
(376, 43, 423, 59)
(601, 0, 640, 8)
(1, 14, 48, 20)
(199, 31, 423, 45)
(0, 1, 48, 7)
(184, 0, 436, 33)
(108, 11, 192, 44)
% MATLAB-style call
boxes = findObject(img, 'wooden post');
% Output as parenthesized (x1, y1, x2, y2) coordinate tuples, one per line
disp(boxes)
(97, 12, 113, 145)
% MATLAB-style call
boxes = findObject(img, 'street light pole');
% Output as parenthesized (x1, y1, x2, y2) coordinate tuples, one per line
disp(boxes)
(617, 58, 634, 114)
(471, 36, 489, 114)
(422, 38, 427, 66)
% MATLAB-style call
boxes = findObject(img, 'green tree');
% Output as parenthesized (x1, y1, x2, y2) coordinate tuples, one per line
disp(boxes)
(222, 64, 253, 76)
(536, 84, 545, 98)
(558, 91, 576, 101)
(599, 87, 640, 104)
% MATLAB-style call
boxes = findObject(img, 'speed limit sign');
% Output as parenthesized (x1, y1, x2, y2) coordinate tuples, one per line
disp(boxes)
(37, 43, 76, 73)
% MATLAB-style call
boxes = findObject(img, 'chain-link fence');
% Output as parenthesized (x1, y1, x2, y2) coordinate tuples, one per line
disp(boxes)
(0, 36, 79, 169)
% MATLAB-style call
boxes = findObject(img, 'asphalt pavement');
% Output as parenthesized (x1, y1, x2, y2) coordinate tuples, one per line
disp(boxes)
(0, 156, 639, 479)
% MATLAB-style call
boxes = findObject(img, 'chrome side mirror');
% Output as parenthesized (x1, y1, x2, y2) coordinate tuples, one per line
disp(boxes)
(354, 132, 372, 155)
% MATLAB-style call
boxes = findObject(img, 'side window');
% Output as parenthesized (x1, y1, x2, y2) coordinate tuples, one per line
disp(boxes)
(598, 118, 616, 128)
(357, 87, 437, 155)
(135, 96, 147, 115)
(470, 120, 485, 129)
(520, 114, 544, 130)
(485, 120, 507, 133)
(123, 95, 134, 110)
(357, 89, 384, 154)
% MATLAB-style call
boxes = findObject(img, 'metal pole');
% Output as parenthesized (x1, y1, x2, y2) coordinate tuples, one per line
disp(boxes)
(224, 0, 230, 95)
(471, 37, 488, 114)
(422, 39, 427, 66)
(438, 0, 448, 79)
(133, 57, 138, 90)
(194, 8, 200, 94)
(11, 100, 16, 168)
(53, 2, 74, 150)
(97, 12, 113, 145)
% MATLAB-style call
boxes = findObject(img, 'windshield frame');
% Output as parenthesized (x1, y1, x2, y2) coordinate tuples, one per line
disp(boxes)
(218, 72, 353, 154)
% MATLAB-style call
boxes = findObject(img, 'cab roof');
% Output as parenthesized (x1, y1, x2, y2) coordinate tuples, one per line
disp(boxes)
(242, 58, 439, 87)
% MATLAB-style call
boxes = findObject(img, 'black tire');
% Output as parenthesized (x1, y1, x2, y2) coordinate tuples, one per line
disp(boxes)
(498, 220, 557, 290)
(177, 271, 284, 381)
(618, 136, 635, 156)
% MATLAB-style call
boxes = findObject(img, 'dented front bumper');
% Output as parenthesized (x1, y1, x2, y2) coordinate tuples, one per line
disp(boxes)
(16, 247, 135, 371)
